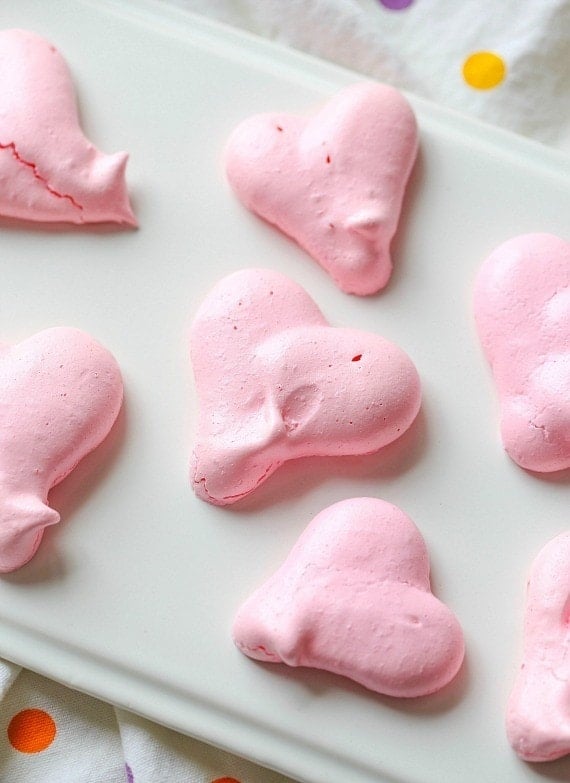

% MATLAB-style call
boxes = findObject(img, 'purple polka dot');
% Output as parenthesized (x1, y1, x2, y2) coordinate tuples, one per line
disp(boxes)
(379, 0, 414, 9)
(125, 763, 134, 783)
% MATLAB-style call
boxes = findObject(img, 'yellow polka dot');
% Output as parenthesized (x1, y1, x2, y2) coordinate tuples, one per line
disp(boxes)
(462, 51, 506, 90)
(7, 708, 57, 753)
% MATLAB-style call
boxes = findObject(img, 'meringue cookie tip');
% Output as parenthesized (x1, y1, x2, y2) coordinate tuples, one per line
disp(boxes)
(0, 327, 123, 570)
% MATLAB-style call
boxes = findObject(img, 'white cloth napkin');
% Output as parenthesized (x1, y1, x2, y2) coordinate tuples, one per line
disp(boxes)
(167, 0, 570, 151)
(1, 1, 569, 782)
(0, 658, 294, 782)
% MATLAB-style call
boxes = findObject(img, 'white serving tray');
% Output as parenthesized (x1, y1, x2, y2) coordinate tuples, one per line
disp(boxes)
(0, 2, 569, 782)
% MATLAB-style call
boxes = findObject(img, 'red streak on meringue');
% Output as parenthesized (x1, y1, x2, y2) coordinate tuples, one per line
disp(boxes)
(0, 140, 83, 213)
(0, 29, 136, 226)
(190, 268, 421, 505)
(225, 82, 418, 295)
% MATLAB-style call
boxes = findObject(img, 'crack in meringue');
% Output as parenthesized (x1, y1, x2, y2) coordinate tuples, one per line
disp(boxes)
(0, 140, 84, 214)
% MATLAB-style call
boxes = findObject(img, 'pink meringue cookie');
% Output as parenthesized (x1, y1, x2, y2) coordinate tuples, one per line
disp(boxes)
(224, 82, 418, 296)
(473, 233, 570, 472)
(190, 269, 421, 505)
(232, 498, 465, 697)
(0, 29, 136, 226)
(506, 532, 570, 762)
(0, 327, 123, 572)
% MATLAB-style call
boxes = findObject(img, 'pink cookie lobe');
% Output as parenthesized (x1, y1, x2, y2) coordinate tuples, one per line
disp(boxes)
(0, 29, 136, 226)
(232, 497, 465, 697)
(190, 269, 421, 505)
(0, 327, 123, 572)
(225, 82, 418, 296)
(506, 532, 570, 761)
(474, 233, 570, 472)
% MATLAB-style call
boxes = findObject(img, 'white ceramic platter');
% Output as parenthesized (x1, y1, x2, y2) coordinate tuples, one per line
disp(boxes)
(0, 2, 569, 781)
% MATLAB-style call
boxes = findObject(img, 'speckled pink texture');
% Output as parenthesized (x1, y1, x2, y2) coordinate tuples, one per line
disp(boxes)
(474, 233, 570, 472)
(190, 269, 421, 505)
(506, 532, 570, 761)
(0, 327, 123, 572)
(225, 82, 417, 295)
(0, 29, 136, 225)
(233, 498, 465, 697)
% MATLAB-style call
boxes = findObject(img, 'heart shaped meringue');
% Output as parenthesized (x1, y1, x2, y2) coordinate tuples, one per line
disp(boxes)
(232, 497, 465, 697)
(0, 327, 123, 572)
(225, 82, 418, 295)
(506, 532, 570, 761)
(190, 269, 421, 505)
(474, 233, 570, 471)
(0, 29, 135, 226)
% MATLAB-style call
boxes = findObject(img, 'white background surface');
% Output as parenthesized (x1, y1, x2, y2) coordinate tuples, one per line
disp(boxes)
(0, 2, 569, 782)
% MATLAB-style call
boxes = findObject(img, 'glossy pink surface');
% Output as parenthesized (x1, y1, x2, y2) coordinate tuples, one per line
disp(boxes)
(190, 269, 421, 505)
(0, 328, 123, 572)
(506, 532, 570, 761)
(474, 233, 570, 471)
(225, 82, 417, 295)
(233, 498, 465, 697)
(0, 29, 135, 225)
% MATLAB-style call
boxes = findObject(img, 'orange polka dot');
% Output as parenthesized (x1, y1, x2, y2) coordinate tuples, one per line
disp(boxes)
(7, 709, 56, 753)
(462, 51, 506, 90)
(211, 778, 241, 783)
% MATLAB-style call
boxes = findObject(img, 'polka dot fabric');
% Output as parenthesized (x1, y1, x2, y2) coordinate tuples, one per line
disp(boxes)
(116, 709, 294, 783)
(462, 51, 506, 90)
(7, 709, 57, 753)
(0, 664, 126, 783)
(168, 0, 570, 150)
(379, 0, 414, 10)
(379, 2, 508, 90)
(0, 660, 295, 782)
